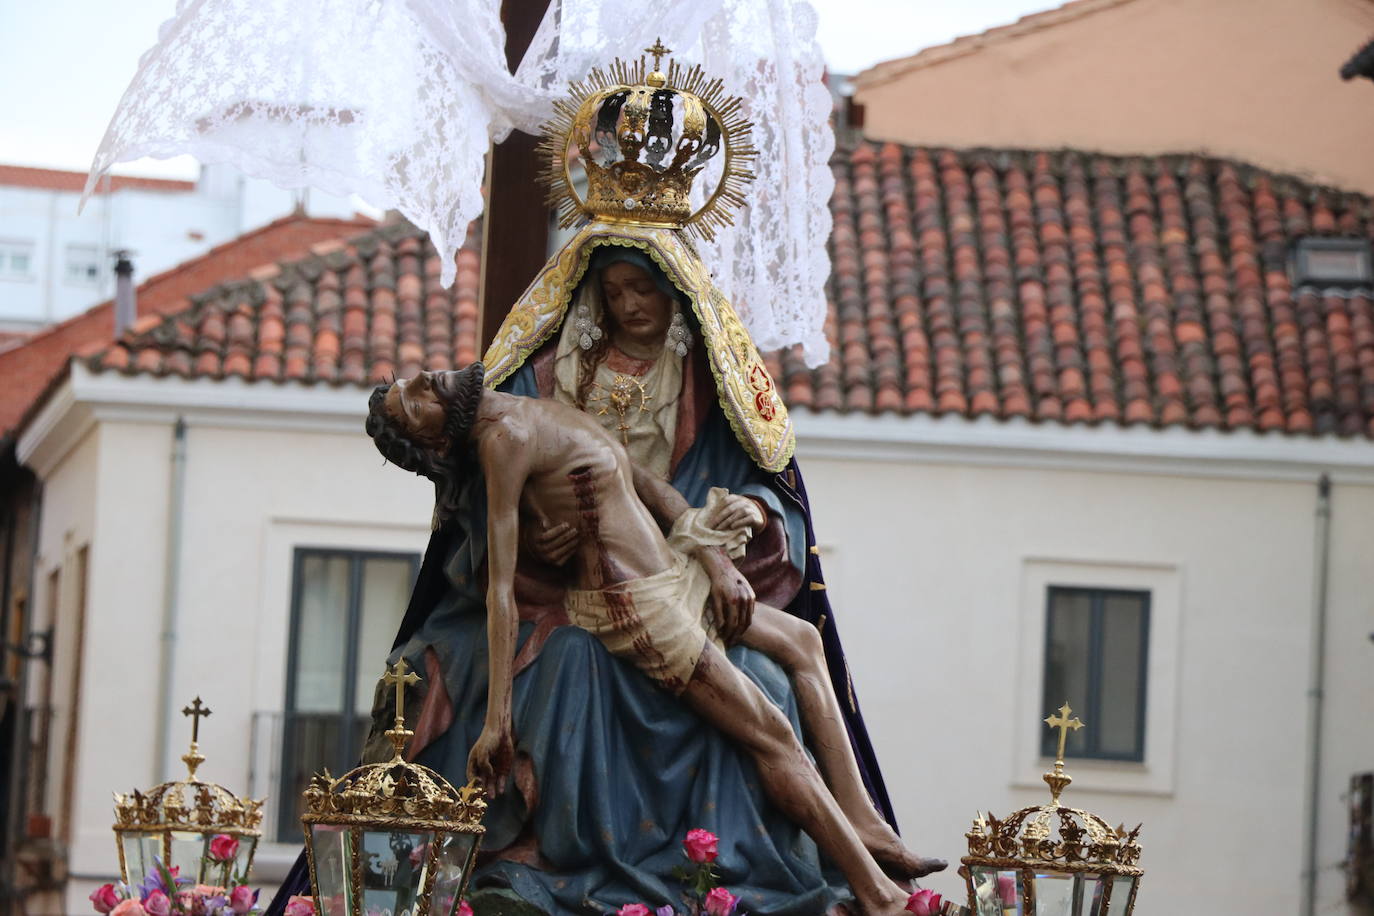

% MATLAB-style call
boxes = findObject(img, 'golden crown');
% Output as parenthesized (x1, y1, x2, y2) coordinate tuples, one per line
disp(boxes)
(539, 40, 757, 239)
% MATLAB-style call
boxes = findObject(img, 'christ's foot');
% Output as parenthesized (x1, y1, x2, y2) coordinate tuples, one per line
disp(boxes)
(861, 825, 948, 880)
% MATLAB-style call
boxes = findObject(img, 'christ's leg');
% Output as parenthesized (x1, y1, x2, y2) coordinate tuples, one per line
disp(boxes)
(679, 641, 913, 916)
(740, 605, 947, 880)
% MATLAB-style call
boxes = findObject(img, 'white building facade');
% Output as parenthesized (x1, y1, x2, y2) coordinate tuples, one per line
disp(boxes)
(0, 165, 359, 332)
(14, 364, 1374, 916)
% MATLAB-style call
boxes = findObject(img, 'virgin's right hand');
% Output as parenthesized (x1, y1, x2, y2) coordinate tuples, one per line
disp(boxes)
(525, 520, 579, 565)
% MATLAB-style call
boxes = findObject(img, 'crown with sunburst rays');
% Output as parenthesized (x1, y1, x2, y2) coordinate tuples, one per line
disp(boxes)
(537, 39, 757, 240)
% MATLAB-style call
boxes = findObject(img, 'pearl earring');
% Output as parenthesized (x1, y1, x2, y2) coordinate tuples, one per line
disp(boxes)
(665, 311, 693, 357)
(573, 303, 603, 351)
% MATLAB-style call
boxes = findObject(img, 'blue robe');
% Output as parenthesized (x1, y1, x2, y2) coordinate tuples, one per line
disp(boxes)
(267, 361, 897, 916)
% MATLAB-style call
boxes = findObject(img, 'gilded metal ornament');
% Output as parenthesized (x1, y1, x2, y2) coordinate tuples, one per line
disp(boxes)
(588, 373, 653, 444)
(960, 704, 1143, 916)
(112, 697, 264, 885)
(536, 40, 757, 241)
(301, 661, 485, 916)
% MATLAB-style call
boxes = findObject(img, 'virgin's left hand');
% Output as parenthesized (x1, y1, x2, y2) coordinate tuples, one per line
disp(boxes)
(706, 493, 765, 535)
(701, 550, 755, 644)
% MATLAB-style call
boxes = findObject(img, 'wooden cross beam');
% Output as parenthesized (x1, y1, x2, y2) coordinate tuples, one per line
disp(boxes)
(477, 0, 555, 356)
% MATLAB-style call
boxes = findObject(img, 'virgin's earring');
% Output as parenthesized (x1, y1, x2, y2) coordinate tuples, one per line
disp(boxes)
(665, 310, 693, 357)
(573, 303, 604, 351)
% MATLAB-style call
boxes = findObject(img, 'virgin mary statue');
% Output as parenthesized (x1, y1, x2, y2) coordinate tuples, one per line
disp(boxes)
(271, 49, 941, 916)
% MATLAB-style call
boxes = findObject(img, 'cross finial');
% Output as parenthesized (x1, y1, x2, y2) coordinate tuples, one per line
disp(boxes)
(644, 38, 672, 72)
(182, 697, 212, 744)
(1044, 701, 1084, 763)
(383, 659, 421, 730)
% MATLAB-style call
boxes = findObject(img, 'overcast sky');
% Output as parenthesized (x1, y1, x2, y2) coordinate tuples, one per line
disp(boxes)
(0, 0, 1053, 180)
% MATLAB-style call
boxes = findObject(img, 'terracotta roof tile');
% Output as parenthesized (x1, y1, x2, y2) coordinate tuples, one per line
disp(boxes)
(775, 144, 1374, 439)
(70, 144, 1374, 443)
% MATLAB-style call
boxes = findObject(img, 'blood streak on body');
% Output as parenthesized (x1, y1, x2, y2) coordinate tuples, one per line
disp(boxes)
(567, 465, 675, 689)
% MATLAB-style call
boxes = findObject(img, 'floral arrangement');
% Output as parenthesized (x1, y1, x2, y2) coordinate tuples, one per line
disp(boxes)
(276, 893, 474, 916)
(89, 846, 260, 916)
(904, 888, 945, 914)
(614, 828, 739, 916)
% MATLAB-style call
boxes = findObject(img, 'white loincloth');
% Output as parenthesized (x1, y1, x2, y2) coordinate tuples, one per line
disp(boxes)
(564, 488, 748, 694)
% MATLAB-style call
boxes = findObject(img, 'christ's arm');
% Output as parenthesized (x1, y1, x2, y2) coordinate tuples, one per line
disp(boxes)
(467, 420, 532, 795)
(629, 463, 755, 644)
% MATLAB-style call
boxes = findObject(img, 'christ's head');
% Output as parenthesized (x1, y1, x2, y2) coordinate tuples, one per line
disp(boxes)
(365, 363, 486, 518)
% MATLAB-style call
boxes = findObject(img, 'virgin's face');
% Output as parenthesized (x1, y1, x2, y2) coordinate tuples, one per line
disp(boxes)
(600, 261, 675, 350)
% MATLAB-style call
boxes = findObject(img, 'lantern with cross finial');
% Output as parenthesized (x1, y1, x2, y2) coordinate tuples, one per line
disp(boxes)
(301, 660, 486, 916)
(959, 703, 1144, 916)
(112, 696, 264, 886)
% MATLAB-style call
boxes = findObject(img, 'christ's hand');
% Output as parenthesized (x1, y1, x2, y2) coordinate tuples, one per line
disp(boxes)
(467, 723, 515, 797)
(699, 548, 755, 644)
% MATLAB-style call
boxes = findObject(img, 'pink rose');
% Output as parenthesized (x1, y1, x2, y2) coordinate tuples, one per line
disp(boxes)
(110, 902, 148, 916)
(91, 883, 122, 914)
(228, 885, 259, 914)
(209, 834, 240, 863)
(284, 895, 316, 916)
(143, 890, 171, 916)
(703, 888, 738, 916)
(457, 903, 474, 916)
(997, 874, 1016, 905)
(905, 888, 943, 915)
(618, 906, 652, 916)
(682, 828, 718, 864)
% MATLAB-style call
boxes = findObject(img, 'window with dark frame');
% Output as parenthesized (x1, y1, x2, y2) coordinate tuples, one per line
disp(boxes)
(1041, 586, 1150, 762)
(277, 547, 418, 841)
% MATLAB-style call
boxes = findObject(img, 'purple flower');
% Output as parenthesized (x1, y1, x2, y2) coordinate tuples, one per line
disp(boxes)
(655, 908, 675, 916)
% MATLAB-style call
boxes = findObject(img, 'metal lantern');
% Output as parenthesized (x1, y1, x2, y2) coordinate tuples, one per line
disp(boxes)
(113, 697, 263, 887)
(961, 704, 1143, 916)
(301, 660, 486, 916)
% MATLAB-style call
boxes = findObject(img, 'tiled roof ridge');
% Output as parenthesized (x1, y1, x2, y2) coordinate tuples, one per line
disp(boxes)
(854, 0, 1139, 90)
(0, 163, 198, 194)
(786, 140, 1374, 438)
(89, 217, 481, 387)
(834, 140, 1374, 205)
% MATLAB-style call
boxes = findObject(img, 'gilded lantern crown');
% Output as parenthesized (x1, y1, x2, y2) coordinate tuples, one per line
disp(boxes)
(539, 39, 757, 240)
(300, 661, 486, 833)
(961, 704, 1144, 915)
(113, 697, 264, 837)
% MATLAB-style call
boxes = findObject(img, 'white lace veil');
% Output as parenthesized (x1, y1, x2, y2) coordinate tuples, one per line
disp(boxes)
(86, 0, 833, 365)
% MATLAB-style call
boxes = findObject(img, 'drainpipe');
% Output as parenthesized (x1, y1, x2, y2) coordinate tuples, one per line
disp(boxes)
(1301, 474, 1332, 916)
(153, 419, 188, 782)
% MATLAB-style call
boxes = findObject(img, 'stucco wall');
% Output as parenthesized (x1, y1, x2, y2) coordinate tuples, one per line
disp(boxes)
(49, 417, 435, 913)
(33, 405, 1374, 915)
(852, 0, 1374, 194)
(799, 453, 1373, 915)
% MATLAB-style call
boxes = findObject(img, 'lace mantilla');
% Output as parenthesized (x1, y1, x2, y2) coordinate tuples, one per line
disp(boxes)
(88, 0, 832, 365)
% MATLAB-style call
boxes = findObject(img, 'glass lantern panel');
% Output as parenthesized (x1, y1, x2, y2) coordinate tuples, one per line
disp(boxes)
(1105, 876, 1135, 916)
(1034, 871, 1075, 916)
(309, 824, 350, 916)
(971, 867, 1023, 915)
(358, 829, 431, 916)
(120, 832, 162, 886)
(429, 833, 480, 916)
(168, 831, 213, 884)
(1077, 875, 1106, 916)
